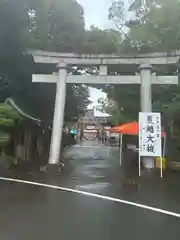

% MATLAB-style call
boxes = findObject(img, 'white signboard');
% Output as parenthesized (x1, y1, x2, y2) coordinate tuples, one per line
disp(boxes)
(139, 112, 162, 157)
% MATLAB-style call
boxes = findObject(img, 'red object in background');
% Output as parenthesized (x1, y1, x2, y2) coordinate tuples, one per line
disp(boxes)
(109, 121, 166, 138)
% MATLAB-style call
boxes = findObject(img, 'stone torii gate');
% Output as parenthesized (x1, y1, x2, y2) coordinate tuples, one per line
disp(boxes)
(29, 50, 179, 169)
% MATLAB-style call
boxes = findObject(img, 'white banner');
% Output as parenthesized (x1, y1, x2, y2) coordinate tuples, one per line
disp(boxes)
(139, 112, 162, 157)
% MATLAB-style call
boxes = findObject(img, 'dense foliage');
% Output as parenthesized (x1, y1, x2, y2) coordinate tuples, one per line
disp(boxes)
(0, 103, 22, 148)
(0, 0, 90, 126)
(98, 0, 180, 159)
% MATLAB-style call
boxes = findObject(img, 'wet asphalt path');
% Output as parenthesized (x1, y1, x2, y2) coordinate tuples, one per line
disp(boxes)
(0, 140, 180, 239)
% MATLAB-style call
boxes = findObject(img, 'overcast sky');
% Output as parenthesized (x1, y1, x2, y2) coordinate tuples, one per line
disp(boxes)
(78, 0, 130, 29)
(78, 0, 113, 29)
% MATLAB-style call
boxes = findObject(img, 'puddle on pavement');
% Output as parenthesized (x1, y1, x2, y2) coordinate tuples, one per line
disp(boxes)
(71, 175, 106, 179)
(90, 175, 106, 178)
(76, 182, 110, 191)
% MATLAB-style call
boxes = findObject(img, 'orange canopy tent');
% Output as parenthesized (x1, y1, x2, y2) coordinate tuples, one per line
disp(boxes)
(109, 121, 166, 138)
(109, 121, 166, 167)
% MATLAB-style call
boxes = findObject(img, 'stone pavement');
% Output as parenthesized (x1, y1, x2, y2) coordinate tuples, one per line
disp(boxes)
(0, 140, 180, 240)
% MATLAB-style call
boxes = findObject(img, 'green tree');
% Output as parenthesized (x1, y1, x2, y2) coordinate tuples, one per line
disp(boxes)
(83, 26, 121, 54)
(106, 0, 180, 159)
(0, 0, 32, 101)
(29, 0, 85, 52)
(0, 104, 22, 149)
(127, 0, 180, 52)
(107, 0, 180, 119)
(26, 0, 90, 121)
(0, 0, 90, 124)
(96, 97, 125, 125)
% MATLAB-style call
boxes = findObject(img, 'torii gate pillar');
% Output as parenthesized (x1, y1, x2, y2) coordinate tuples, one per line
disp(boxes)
(140, 63, 154, 169)
(49, 62, 67, 165)
(140, 63, 152, 112)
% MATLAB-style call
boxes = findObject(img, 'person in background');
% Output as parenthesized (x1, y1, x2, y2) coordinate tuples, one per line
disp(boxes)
(104, 131, 108, 145)
(97, 129, 100, 142)
(106, 130, 110, 145)
(102, 129, 105, 144)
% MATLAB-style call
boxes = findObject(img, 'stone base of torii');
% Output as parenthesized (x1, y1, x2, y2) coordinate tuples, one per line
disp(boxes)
(29, 49, 179, 170)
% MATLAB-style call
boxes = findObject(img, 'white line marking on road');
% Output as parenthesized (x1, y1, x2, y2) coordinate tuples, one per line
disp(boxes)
(73, 145, 100, 148)
(0, 176, 180, 218)
(73, 145, 115, 149)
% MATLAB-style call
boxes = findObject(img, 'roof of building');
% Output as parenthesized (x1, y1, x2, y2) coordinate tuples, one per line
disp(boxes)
(5, 98, 41, 123)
